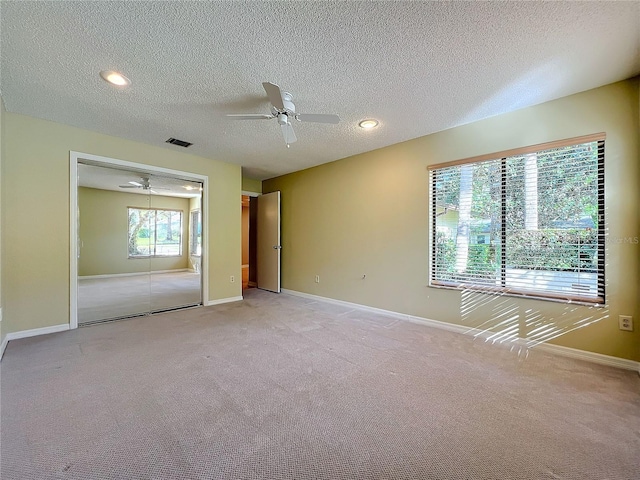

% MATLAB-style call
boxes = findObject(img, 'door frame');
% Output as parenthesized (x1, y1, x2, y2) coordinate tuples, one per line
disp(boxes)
(69, 151, 209, 329)
(242, 191, 260, 289)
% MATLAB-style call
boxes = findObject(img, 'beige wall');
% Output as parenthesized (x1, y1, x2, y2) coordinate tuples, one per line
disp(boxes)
(264, 79, 640, 361)
(242, 177, 262, 194)
(78, 187, 190, 276)
(0, 97, 4, 346)
(2, 113, 241, 335)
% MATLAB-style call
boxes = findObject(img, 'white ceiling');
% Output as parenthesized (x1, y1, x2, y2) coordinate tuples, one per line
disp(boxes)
(2, 2, 639, 180)
(78, 163, 202, 198)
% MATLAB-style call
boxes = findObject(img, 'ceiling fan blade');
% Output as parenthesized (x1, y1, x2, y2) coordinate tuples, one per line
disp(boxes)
(262, 82, 285, 110)
(119, 185, 140, 188)
(296, 113, 340, 124)
(129, 181, 143, 187)
(226, 114, 273, 120)
(281, 122, 297, 145)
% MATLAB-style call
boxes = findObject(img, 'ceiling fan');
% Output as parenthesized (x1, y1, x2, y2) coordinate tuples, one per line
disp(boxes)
(226, 82, 340, 147)
(119, 177, 166, 194)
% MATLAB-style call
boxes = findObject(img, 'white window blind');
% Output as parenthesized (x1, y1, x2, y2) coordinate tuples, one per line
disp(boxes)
(429, 134, 605, 304)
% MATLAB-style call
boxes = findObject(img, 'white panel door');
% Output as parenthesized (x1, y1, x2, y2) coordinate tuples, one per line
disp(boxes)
(257, 191, 281, 293)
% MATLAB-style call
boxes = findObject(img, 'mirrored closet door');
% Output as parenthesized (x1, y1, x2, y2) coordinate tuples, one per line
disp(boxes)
(147, 175, 203, 314)
(77, 161, 202, 325)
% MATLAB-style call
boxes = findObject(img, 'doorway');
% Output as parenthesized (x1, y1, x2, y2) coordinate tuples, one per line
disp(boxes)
(70, 152, 208, 328)
(242, 192, 259, 291)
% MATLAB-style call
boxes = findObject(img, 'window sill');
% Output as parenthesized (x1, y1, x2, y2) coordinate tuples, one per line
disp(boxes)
(128, 255, 183, 259)
(429, 281, 605, 307)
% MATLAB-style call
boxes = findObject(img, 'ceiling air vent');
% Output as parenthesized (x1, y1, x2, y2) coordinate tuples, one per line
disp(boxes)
(166, 137, 193, 148)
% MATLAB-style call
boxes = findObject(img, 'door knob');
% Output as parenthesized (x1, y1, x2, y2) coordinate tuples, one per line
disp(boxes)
(272, 245, 282, 249)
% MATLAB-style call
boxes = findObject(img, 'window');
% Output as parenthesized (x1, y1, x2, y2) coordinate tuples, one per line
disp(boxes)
(190, 209, 202, 256)
(429, 134, 605, 304)
(128, 208, 182, 257)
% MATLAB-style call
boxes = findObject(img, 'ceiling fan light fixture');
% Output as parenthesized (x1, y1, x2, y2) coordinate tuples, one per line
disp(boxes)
(277, 113, 289, 126)
(99, 70, 131, 87)
(358, 119, 379, 129)
(227, 82, 339, 147)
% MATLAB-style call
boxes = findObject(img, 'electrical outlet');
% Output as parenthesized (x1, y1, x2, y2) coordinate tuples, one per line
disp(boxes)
(230, 275, 235, 283)
(619, 315, 633, 331)
(315, 275, 320, 283)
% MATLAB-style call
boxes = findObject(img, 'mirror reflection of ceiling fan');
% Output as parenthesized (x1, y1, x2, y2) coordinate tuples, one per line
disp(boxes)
(226, 82, 340, 147)
(118, 177, 168, 194)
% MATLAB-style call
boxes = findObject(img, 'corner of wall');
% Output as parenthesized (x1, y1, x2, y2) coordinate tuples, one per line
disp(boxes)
(242, 177, 262, 195)
(264, 79, 640, 363)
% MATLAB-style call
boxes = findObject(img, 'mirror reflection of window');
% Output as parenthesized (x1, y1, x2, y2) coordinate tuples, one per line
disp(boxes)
(190, 210, 202, 257)
(128, 207, 182, 257)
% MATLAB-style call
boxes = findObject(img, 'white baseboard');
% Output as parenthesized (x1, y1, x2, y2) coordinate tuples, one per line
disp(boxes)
(205, 296, 243, 306)
(0, 307, 4, 358)
(532, 342, 640, 371)
(282, 288, 471, 333)
(79, 269, 188, 280)
(281, 289, 640, 372)
(0, 334, 8, 360)
(1, 323, 70, 361)
(6, 323, 70, 341)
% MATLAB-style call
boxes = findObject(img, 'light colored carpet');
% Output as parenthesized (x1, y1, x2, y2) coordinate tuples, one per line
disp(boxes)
(1, 289, 639, 479)
(78, 271, 202, 324)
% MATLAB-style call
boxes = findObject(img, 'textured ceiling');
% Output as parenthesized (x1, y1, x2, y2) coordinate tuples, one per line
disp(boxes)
(2, 1, 639, 180)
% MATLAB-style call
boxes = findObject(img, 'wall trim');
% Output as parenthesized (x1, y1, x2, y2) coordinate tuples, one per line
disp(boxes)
(1, 324, 70, 360)
(532, 342, 640, 372)
(0, 335, 7, 360)
(205, 296, 243, 306)
(79, 269, 189, 280)
(6, 323, 70, 341)
(281, 289, 640, 372)
(0, 308, 4, 358)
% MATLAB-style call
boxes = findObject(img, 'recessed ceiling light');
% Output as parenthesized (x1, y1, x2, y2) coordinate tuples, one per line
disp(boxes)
(99, 70, 131, 87)
(358, 119, 379, 129)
